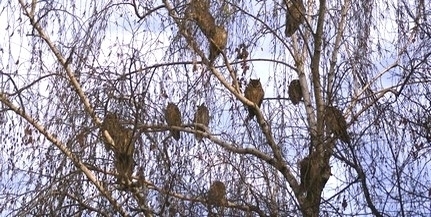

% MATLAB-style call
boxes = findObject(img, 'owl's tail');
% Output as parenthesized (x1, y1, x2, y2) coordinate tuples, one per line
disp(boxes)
(171, 130, 180, 141)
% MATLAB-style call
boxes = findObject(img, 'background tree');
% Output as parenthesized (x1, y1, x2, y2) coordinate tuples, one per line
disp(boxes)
(0, 0, 430, 216)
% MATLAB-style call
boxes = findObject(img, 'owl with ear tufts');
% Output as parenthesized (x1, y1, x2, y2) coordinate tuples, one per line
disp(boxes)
(288, 79, 303, 105)
(194, 103, 210, 141)
(284, 0, 306, 37)
(244, 79, 265, 120)
(324, 105, 350, 144)
(165, 103, 182, 141)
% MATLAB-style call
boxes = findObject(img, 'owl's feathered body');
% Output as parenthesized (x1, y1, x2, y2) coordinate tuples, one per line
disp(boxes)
(101, 113, 135, 184)
(208, 181, 226, 206)
(165, 103, 182, 141)
(101, 113, 134, 153)
(244, 79, 265, 119)
(208, 26, 228, 63)
(325, 106, 350, 144)
(288, 79, 303, 105)
(189, 0, 214, 38)
(188, 0, 227, 63)
(285, 0, 305, 37)
(194, 103, 210, 141)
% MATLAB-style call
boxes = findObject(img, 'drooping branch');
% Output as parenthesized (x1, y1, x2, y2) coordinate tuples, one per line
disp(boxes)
(0, 93, 129, 216)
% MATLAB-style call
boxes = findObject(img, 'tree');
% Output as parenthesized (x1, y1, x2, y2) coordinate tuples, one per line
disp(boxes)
(0, 0, 430, 216)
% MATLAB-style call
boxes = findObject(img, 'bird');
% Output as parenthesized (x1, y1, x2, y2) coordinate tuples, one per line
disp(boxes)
(101, 113, 132, 152)
(101, 113, 135, 185)
(192, 6, 215, 37)
(288, 79, 303, 105)
(284, 0, 305, 37)
(244, 79, 265, 119)
(187, 0, 227, 64)
(324, 105, 350, 144)
(299, 155, 311, 192)
(188, 0, 215, 39)
(208, 181, 226, 206)
(194, 103, 210, 141)
(208, 25, 228, 63)
(101, 113, 121, 152)
(165, 102, 182, 141)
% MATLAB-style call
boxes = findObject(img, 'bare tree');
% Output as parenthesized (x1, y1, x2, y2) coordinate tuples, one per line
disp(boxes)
(1, 0, 431, 216)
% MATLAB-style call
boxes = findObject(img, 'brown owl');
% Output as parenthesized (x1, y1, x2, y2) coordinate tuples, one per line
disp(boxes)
(299, 155, 311, 192)
(101, 113, 135, 184)
(194, 8, 215, 37)
(208, 181, 226, 206)
(299, 153, 331, 193)
(285, 0, 305, 37)
(188, 0, 215, 39)
(325, 106, 350, 144)
(208, 26, 228, 63)
(194, 103, 210, 141)
(244, 79, 265, 119)
(165, 102, 182, 141)
(288, 79, 303, 105)
(101, 113, 132, 152)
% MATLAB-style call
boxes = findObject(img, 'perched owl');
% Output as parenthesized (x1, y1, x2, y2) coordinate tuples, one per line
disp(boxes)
(194, 103, 210, 141)
(101, 113, 135, 185)
(198, 13, 216, 39)
(208, 181, 226, 206)
(244, 79, 265, 119)
(285, 0, 305, 37)
(299, 153, 331, 193)
(288, 79, 303, 105)
(101, 113, 132, 152)
(208, 26, 228, 63)
(165, 102, 182, 141)
(325, 106, 350, 144)
(194, 10, 215, 38)
(188, 0, 215, 39)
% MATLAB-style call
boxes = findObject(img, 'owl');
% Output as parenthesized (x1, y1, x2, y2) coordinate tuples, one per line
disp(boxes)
(299, 153, 331, 193)
(197, 13, 216, 38)
(208, 181, 226, 206)
(165, 103, 182, 141)
(101, 113, 132, 152)
(244, 79, 265, 119)
(285, 0, 305, 37)
(194, 103, 210, 141)
(208, 26, 228, 63)
(288, 79, 303, 105)
(325, 106, 350, 144)
(101, 113, 135, 185)
(188, 0, 215, 39)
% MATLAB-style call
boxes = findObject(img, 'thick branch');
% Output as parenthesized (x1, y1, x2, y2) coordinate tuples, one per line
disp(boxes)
(310, 0, 327, 151)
